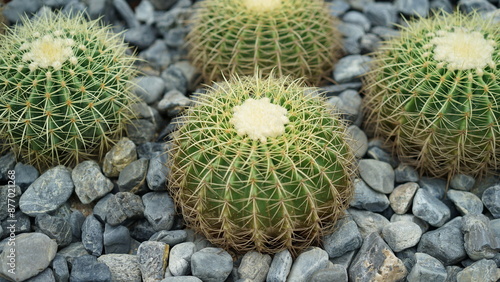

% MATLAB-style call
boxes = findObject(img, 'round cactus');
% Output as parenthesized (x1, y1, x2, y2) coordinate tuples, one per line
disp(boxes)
(186, 0, 342, 85)
(363, 12, 500, 179)
(0, 12, 139, 170)
(167, 74, 355, 255)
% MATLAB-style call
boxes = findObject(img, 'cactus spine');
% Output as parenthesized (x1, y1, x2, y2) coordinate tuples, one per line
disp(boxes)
(167, 74, 355, 255)
(0, 12, 139, 170)
(363, 12, 500, 179)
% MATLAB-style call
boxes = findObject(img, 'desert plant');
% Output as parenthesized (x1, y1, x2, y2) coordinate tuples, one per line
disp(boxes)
(0, 12, 139, 170)
(167, 74, 355, 255)
(186, 0, 342, 85)
(363, 11, 500, 179)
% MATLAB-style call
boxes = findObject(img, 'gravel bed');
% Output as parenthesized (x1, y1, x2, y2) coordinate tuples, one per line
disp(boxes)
(0, 0, 499, 281)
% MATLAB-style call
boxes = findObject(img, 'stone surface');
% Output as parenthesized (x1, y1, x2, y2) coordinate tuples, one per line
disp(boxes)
(394, 164, 419, 183)
(19, 165, 74, 216)
(418, 177, 447, 200)
(0, 233, 57, 281)
(333, 55, 373, 84)
(323, 216, 363, 259)
(266, 249, 293, 282)
(358, 159, 395, 194)
(146, 152, 169, 191)
(70, 255, 112, 282)
(412, 189, 451, 227)
(407, 253, 447, 281)
(287, 247, 329, 282)
(395, 0, 429, 16)
(447, 189, 483, 215)
(391, 214, 429, 234)
(103, 224, 131, 254)
(390, 182, 419, 214)
(124, 24, 157, 50)
(450, 174, 475, 191)
(363, 3, 398, 27)
(346, 125, 368, 158)
(137, 241, 168, 281)
(169, 242, 196, 276)
(458, 0, 497, 14)
(93, 194, 112, 223)
(103, 138, 137, 178)
(348, 208, 390, 238)
(462, 214, 499, 260)
(51, 254, 69, 282)
(382, 221, 422, 252)
(81, 214, 104, 256)
(113, 0, 139, 28)
(149, 0, 177, 10)
(106, 192, 145, 226)
(35, 213, 72, 247)
(142, 192, 176, 231)
(134, 76, 165, 104)
(350, 178, 390, 212)
(117, 158, 149, 193)
(482, 185, 500, 218)
(72, 160, 114, 204)
(157, 89, 192, 116)
(150, 230, 187, 246)
(25, 268, 55, 282)
(366, 146, 398, 168)
(349, 232, 407, 281)
(309, 264, 348, 282)
(238, 251, 272, 282)
(13, 162, 39, 191)
(417, 219, 467, 265)
(456, 259, 498, 282)
(191, 247, 233, 282)
(0, 184, 21, 221)
(1, 210, 30, 238)
(98, 254, 142, 282)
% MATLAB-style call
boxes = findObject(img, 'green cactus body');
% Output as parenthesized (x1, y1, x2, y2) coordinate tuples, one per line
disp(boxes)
(186, 0, 342, 85)
(167, 75, 355, 255)
(0, 12, 139, 170)
(364, 12, 500, 179)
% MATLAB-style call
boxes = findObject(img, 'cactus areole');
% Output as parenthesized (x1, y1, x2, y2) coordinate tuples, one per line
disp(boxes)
(0, 13, 139, 170)
(364, 12, 500, 179)
(167, 75, 355, 256)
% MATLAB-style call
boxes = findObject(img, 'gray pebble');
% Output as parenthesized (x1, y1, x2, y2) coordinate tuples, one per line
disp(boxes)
(169, 242, 196, 276)
(117, 158, 149, 194)
(142, 192, 176, 231)
(98, 254, 141, 282)
(320, 83, 363, 97)
(137, 142, 167, 159)
(41, 0, 70, 7)
(350, 178, 390, 212)
(139, 40, 171, 70)
(135, 0, 155, 25)
(238, 251, 272, 282)
(456, 259, 498, 282)
(106, 192, 145, 226)
(358, 159, 395, 194)
(72, 160, 114, 204)
(57, 242, 88, 269)
(149, 0, 177, 10)
(407, 253, 447, 282)
(70, 255, 112, 282)
(164, 26, 188, 48)
(394, 164, 419, 183)
(25, 268, 55, 282)
(0, 185, 21, 221)
(343, 11, 371, 31)
(309, 264, 347, 282)
(124, 24, 157, 50)
(382, 221, 422, 252)
(389, 182, 419, 214)
(266, 249, 293, 282)
(396, 247, 417, 273)
(81, 215, 103, 256)
(161, 65, 188, 94)
(458, 0, 497, 14)
(482, 185, 500, 218)
(130, 219, 157, 242)
(158, 89, 192, 117)
(150, 230, 187, 246)
(338, 22, 365, 40)
(133, 76, 165, 105)
(348, 208, 390, 238)
(329, 0, 350, 17)
(447, 189, 483, 215)
(13, 162, 39, 192)
(417, 218, 467, 265)
(50, 254, 69, 282)
(450, 174, 475, 191)
(138, 241, 168, 281)
(462, 214, 498, 260)
(346, 125, 368, 158)
(430, 0, 454, 12)
(395, 0, 429, 17)
(103, 224, 131, 254)
(412, 189, 450, 227)
(391, 214, 429, 234)
(103, 137, 137, 178)
(363, 3, 398, 27)
(418, 177, 446, 200)
(161, 277, 202, 282)
(0, 233, 57, 281)
(330, 250, 357, 270)
(366, 146, 398, 168)
(1, 210, 31, 237)
(3, 0, 42, 23)
(287, 247, 329, 282)
(333, 55, 373, 84)
(371, 26, 400, 40)
(445, 265, 463, 282)
(19, 165, 74, 216)
(113, 0, 139, 28)
(35, 214, 72, 247)
(323, 215, 363, 259)
(172, 61, 198, 91)
(349, 232, 407, 281)
(126, 119, 157, 145)
(191, 247, 233, 282)
(146, 152, 169, 191)
(93, 194, 113, 223)
(360, 33, 381, 54)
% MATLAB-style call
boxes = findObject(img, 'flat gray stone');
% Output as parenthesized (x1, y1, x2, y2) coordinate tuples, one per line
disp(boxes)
(117, 158, 148, 193)
(310, 264, 347, 282)
(456, 259, 498, 282)
(287, 247, 329, 282)
(350, 178, 390, 212)
(391, 214, 429, 234)
(346, 125, 368, 158)
(390, 182, 419, 214)
(25, 268, 55, 282)
(323, 216, 363, 259)
(343, 11, 371, 31)
(0, 184, 21, 221)
(238, 251, 272, 282)
(70, 255, 112, 282)
(363, 3, 397, 27)
(358, 159, 395, 194)
(13, 162, 39, 191)
(412, 189, 451, 227)
(137, 241, 168, 281)
(73, 160, 114, 204)
(161, 277, 202, 282)
(98, 254, 141, 282)
(0, 233, 57, 281)
(462, 214, 499, 260)
(366, 146, 398, 168)
(407, 253, 447, 282)
(394, 164, 419, 183)
(418, 177, 446, 200)
(19, 165, 74, 216)
(134, 76, 165, 105)
(150, 230, 187, 246)
(81, 215, 103, 256)
(333, 55, 373, 84)
(348, 208, 390, 238)
(330, 250, 357, 270)
(395, 0, 429, 16)
(142, 192, 176, 231)
(106, 192, 145, 226)
(349, 232, 407, 281)
(482, 185, 500, 218)
(157, 89, 192, 116)
(191, 247, 233, 282)
(35, 214, 72, 247)
(50, 254, 69, 282)
(169, 242, 196, 276)
(266, 250, 292, 282)
(103, 224, 131, 254)
(382, 221, 422, 252)
(57, 242, 89, 269)
(447, 189, 483, 215)
(450, 174, 475, 191)
(146, 152, 169, 191)
(417, 219, 467, 265)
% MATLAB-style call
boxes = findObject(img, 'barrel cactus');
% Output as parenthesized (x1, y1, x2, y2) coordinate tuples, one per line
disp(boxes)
(167, 74, 355, 255)
(363, 12, 500, 179)
(186, 0, 342, 85)
(0, 12, 139, 170)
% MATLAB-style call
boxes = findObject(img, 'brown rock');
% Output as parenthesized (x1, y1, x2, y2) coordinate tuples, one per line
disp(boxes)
(389, 182, 419, 214)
